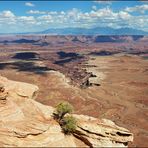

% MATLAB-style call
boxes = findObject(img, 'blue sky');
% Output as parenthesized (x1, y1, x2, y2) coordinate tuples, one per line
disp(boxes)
(0, 1, 147, 33)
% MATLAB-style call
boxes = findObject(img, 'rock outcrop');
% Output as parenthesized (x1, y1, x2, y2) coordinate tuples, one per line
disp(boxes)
(0, 83, 8, 104)
(73, 115, 133, 147)
(0, 75, 133, 147)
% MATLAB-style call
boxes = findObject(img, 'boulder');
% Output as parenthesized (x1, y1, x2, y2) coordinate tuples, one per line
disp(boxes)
(0, 76, 38, 100)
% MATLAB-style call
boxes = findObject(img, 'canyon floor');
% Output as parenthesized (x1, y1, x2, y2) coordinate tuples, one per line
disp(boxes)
(0, 35, 147, 147)
(0, 53, 147, 147)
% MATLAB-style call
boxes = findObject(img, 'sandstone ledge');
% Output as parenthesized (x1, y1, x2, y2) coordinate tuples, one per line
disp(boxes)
(0, 75, 133, 147)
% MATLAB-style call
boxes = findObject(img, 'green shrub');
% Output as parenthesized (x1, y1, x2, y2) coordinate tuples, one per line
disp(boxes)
(61, 116, 77, 134)
(53, 101, 77, 134)
(55, 101, 73, 120)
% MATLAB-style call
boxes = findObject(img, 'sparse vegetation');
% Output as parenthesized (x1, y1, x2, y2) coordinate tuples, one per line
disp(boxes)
(54, 101, 77, 134)
(55, 101, 73, 120)
(61, 116, 77, 134)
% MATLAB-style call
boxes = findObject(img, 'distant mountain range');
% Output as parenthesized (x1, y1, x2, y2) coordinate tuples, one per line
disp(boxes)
(0, 27, 147, 35)
(39, 27, 148, 35)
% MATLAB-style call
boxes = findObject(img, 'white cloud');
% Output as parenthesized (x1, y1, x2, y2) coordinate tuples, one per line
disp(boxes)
(19, 16, 35, 21)
(118, 11, 131, 20)
(60, 11, 65, 15)
(27, 10, 46, 14)
(38, 15, 52, 20)
(125, 4, 148, 13)
(24, 7, 144, 31)
(92, 6, 97, 10)
(25, 2, 35, 7)
(27, 10, 58, 15)
(0, 6, 148, 33)
(89, 7, 117, 19)
(1, 10, 15, 17)
(0, 10, 16, 25)
(48, 11, 58, 15)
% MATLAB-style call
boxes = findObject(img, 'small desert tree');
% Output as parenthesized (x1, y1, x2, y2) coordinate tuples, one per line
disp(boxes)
(61, 116, 77, 134)
(54, 101, 77, 134)
(54, 101, 73, 121)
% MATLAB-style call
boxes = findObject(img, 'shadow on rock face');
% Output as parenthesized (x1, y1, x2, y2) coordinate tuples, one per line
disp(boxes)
(89, 51, 117, 56)
(12, 52, 39, 60)
(0, 61, 53, 75)
(57, 51, 80, 59)
(55, 51, 84, 66)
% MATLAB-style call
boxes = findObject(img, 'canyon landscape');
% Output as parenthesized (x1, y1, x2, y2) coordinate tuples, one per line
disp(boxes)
(1, 0, 148, 147)
(0, 35, 147, 147)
